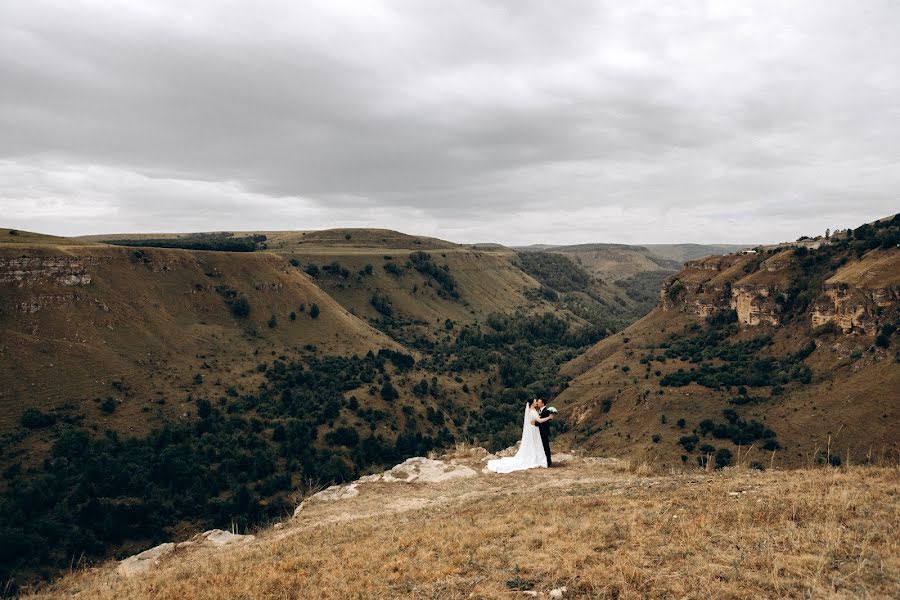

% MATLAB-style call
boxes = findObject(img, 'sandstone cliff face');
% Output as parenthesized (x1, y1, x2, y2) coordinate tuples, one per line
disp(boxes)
(811, 282, 899, 335)
(0, 256, 96, 286)
(661, 248, 899, 335)
(730, 284, 780, 326)
(660, 254, 781, 326)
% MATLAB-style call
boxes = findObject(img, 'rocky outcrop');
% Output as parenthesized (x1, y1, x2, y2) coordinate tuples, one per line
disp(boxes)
(293, 456, 480, 517)
(117, 529, 255, 577)
(0, 256, 96, 286)
(14, 293, 111, 313)
(662, 279, 792, 328)
(811, 282, 899, 335)
(730, 284, 780, 326)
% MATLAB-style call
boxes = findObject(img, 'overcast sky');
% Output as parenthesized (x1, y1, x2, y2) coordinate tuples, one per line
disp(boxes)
(1, 1, 898, 245)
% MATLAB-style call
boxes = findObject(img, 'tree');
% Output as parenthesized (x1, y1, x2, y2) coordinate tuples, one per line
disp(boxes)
(380, 381, 399, 401)
(310, 303, 320, 319)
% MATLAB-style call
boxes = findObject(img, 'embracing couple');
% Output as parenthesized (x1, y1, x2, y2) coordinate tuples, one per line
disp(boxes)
(486, 398, 555, 474)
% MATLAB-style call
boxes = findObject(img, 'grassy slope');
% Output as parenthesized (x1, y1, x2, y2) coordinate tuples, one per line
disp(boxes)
(0, 239, 401, 442)
(27, 455, 900, 599)
(555, 248, 900, 469)
(264, 230, 557, 330)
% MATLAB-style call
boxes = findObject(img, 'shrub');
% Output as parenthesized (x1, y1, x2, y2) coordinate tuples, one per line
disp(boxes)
(651, 434, 661, 443)
(289, 311, 296, 321)
(310, 303, 320, 319)
(715, 448, 733, 469)
(383, 262, 403, 277)
(380, 381, 399, 401)
(325, 427, 359, 447)
(304, 264, 320, 277)
(812, 321, 839, 337)
(100, 398, 117, 414)
(676, 418, 686, 429)
(267, 314, 278, 328)
(370, 292, 394, 317)
(322, 262, 350, 278)
(413, 379, 429, 397)
(20, 408, 55, 429)
(678, 434, 699, 452)
(229, 295, 251, 317)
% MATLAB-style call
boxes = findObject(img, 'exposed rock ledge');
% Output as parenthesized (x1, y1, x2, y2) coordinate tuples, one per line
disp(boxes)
(293, 456, 479, 517)
(117, 529, 254, 577)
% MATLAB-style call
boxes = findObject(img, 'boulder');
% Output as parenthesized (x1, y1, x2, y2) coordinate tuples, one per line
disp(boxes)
(117, 542, 176, 577)
(293, 483, 360, 516)
(117, 530, 255, 577)
(381, 457, 478, 483)
(195, 528, 255, 547)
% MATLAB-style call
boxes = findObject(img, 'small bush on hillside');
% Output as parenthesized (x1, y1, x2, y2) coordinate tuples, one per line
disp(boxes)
(380, 381, 399, 401)
(289, 311, 296, 321)
(322, 261, 350, 278)
(20, 408, 55, 429)
(679, 434, 699, 452)
(383, 262, 403, 277)
(100, 398, 117, 414)
(370, 292, 394, 317)
(304, 264, 320, 277)
(715, 448, 733, 469)
(325, 427, 359, 447)
(310, 303, 320, 319)
(812, 321, 840, 337)
(229, 295, 251, 317)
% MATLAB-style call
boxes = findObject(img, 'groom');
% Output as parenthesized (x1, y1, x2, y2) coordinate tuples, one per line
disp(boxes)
(534, 398, 554, 467)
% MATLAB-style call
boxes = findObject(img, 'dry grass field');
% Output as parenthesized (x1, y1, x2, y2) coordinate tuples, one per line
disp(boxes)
(27, 453, 900, 599)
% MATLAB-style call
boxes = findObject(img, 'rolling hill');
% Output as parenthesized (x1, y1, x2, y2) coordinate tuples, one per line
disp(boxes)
(0, 227, 630, 587)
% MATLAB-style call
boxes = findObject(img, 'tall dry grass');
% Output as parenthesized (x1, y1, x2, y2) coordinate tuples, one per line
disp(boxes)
(26, 463, 900, 599)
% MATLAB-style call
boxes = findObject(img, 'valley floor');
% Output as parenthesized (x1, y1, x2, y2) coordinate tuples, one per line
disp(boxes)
(29, 454, 899, 599)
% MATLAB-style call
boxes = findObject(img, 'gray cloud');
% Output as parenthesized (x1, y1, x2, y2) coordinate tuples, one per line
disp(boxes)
(1, 0, 898, 244)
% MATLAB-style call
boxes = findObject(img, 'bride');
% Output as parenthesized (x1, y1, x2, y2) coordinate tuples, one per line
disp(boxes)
(487, 400, 551, 473)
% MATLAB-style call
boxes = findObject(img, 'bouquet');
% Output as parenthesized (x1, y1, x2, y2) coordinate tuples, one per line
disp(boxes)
(545, 407, 558, 414)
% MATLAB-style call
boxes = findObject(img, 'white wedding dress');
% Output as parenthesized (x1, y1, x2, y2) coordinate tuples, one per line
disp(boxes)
(486, 403, 548, 473)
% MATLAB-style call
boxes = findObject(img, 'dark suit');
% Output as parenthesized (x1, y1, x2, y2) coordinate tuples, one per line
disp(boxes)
(537, 407, 552, 466)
